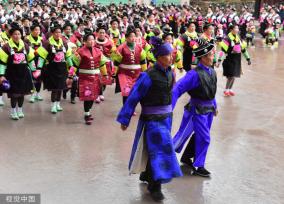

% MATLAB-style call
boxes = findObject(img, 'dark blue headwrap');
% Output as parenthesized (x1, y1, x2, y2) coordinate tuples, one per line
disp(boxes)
(150, 36, 174, 58)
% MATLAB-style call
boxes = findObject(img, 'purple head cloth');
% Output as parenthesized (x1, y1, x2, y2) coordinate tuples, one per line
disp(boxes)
(150, 36, 174, 58)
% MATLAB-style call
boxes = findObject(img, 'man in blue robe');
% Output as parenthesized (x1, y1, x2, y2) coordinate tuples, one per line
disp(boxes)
(117, 37, 182, 201)
(172, 41, 218, 177)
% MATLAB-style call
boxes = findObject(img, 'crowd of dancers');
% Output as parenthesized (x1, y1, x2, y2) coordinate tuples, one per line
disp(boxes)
(0, 0, 283, 201)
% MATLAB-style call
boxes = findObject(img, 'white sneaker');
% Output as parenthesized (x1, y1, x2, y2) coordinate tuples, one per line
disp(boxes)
(0, 98, 4, 106)
(95, 97, 101, 104)
(99, 95, 105, 101)
(29, 95, 35, 103)
(17, 109, 25, 118)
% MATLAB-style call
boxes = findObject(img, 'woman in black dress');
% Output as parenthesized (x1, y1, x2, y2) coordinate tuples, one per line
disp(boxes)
(0, 22, 35, 120)
(219, 24, 252, 96)
(25, 20, 45, 103)
(38, 21, 74, 114)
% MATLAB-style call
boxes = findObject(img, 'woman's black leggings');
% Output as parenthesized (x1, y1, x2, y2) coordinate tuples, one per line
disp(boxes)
(246, 37, 254, 46)
(84, 101, 94, 112)
(100, 85, 106, 95)
(11, 96, 24, 108)
(51, 90, 62, 102)
(226, 77, 235, 89)
(34, 81, 41, 93)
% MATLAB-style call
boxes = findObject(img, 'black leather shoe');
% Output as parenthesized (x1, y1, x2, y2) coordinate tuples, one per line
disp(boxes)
(71, 98, 76, 104)
(193, 167, 211, 177)
(63, 92, 67, 99)
(180, 156, 194, 169)
(139, 171, 149, 183)
(147, 182, 164, 202)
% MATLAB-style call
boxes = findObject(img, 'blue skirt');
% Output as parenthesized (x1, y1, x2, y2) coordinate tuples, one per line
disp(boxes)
(129, 115, 182, 184)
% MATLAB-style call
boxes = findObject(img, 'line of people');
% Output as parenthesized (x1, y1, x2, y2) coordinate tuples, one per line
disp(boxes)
(0, 2, 282, 108)
(0, 1, 277, 202)
(0, 20, 252, 118)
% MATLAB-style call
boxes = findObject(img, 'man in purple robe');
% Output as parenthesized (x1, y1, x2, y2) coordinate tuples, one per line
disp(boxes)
(172, 40, 219, 177)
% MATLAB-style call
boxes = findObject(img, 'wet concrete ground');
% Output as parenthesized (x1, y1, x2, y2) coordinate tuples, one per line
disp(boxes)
(0, 39, 284, 204)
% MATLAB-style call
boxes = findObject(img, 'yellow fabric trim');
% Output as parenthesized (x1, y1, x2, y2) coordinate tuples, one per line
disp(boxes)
(175, 60, 183, 69)
(99, 64, 107, 75)
(219, 41, 229, 52)
(0, 32, 9, 42)
(0, 48, 9, 64)
(37, 46, 49, 59)
(110, 46, 117, 53)
(111, 50, 123, 63)
(185, 31, 198, 39)
(228, 33, 240, 43)
(66, 48, 72, 58)
(109, 28, 120, 38)
(144, 44, 151, 52)
(176, 39, 184, 47)
(27, 47, 35, 62)
(174, 50, 182, 69)
(140, 50, 146, 61)
(8, 39, 25, 51)
(100, 55, 107, 66)
(147, 51, 156, 63)
(49, 36, 63, 48)
(72, 55, 81, 67)
(66, 56, 73, 67)
(241, 41, 247, 50)
(27, 34, 42, 45)
(141, 63, 147, 72)
(176, 50, 182, 62)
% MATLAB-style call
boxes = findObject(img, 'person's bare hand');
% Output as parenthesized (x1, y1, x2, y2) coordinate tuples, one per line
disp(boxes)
(66, 78, 73, 88)
(214, 109, 219, 117)
(121, 124, 128, 131)
(247, 59, 252, 65)
(0, 76, 6, 85)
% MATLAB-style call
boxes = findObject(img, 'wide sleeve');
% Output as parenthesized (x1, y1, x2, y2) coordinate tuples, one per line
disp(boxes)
(99, 54, 108, 76)
(144, 43, 151, 53)
(241, 40, 250, 61)
(37, 41, 49, 68)
(116, 72, 152, 126)
(65, 46, 74, 67)
(174, 50, 183, 70)
(27, 46, 36, 71)
(176, 36, 185, 50)
(172, 70, 200, 109)
(111, 44, 123, 75)
(146, 49, 156, 66)
(0, 46, 9, 76)
(72, 52, 81, 67)
(140, 49, 147, 71)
